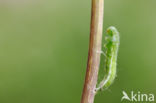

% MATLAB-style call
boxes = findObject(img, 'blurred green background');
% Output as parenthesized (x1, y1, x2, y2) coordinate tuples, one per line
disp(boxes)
(0, 0, 156, 103)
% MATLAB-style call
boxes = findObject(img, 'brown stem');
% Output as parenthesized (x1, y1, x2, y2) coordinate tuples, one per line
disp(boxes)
(81, 0, 104, 103)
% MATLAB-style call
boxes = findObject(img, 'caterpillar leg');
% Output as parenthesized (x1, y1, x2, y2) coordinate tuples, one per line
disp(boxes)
(96, 50, 107, 57)
(95, 85, 104, 94)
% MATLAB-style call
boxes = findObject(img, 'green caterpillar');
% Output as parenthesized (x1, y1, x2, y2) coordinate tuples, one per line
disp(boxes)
(96, 26, 120, 92)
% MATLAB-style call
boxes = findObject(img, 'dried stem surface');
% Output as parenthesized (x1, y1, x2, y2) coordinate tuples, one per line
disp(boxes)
(81, 0, 104, 103)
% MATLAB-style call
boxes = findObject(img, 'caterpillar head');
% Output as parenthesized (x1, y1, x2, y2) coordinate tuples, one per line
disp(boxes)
(106, 26, 119, 44)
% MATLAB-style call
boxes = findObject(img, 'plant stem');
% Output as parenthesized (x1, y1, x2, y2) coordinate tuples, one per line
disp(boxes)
(81, 0, 104, 103)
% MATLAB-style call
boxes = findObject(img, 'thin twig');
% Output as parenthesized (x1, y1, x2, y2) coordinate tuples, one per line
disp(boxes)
(81, 0, 104, 103)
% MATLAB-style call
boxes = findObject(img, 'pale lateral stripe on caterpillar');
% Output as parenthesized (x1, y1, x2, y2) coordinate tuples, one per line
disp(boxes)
(96, 26, 120, 92)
